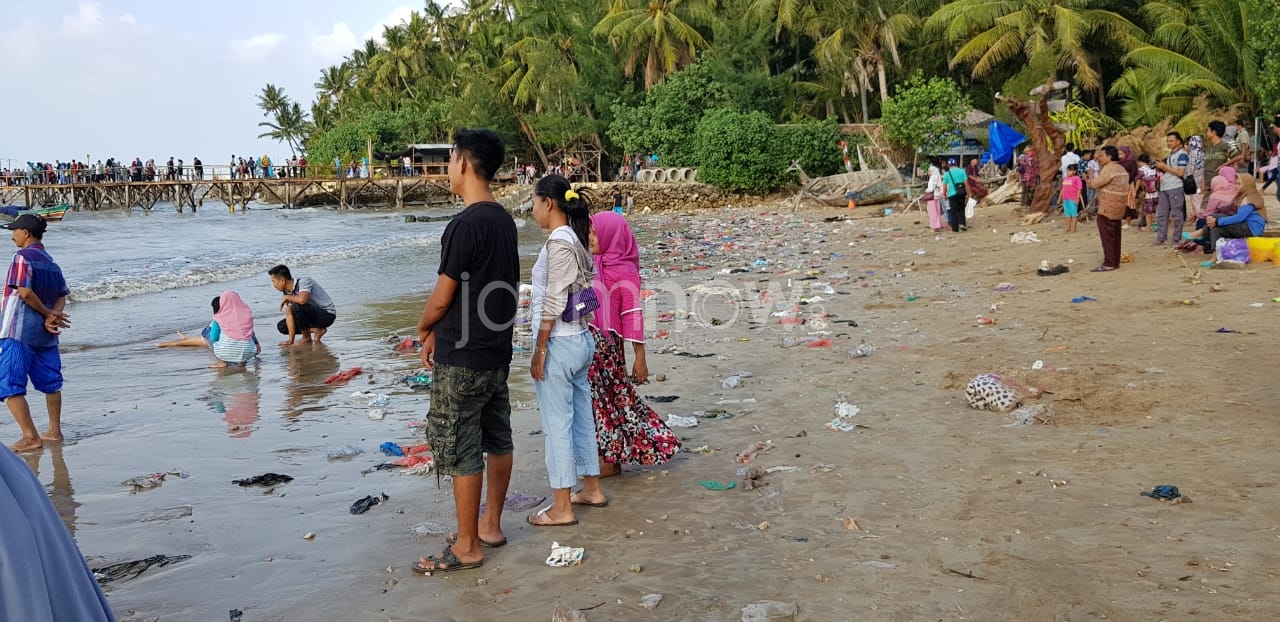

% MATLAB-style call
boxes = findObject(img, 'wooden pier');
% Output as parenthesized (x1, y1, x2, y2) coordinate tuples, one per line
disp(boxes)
(0, 177, 452, 213)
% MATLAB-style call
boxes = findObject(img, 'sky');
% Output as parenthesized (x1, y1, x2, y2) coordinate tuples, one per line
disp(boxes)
(0, 1, 439, 169)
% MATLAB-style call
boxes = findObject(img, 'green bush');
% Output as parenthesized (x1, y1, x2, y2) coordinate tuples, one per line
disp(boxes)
(306, 105, 450, 174)
(881, 71, 971, 154)
(692, 109, 786, 194)
(775, 119, 844, 180)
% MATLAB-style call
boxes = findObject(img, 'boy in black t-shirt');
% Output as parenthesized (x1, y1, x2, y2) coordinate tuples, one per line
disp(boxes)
(413, 129, 520, 575)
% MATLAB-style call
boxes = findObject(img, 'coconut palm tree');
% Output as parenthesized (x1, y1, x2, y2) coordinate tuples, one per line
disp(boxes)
(257, 83, 288, 117)
(592, 0, 719, 90)
(811, 0, 919, 120)
(1109, 0, 1258, 123)
(258, 101, 310, 157)
(314, 64, 353, 109)
(373, 25, 422, 99)
(925, 0, 1143, 101)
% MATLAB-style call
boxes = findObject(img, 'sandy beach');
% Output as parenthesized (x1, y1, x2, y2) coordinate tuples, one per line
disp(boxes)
(9, 196, 1278, 622)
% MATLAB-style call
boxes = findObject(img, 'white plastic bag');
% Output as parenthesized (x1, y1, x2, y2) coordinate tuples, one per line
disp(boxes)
(965, 197, 977, 219)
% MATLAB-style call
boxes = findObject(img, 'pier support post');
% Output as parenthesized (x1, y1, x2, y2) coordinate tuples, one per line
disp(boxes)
(396, 179, 404, 210)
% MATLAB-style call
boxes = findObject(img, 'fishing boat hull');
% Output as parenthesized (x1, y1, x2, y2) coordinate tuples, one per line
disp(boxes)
(803, 170, 898, 207)
(0, 204, 69, 222)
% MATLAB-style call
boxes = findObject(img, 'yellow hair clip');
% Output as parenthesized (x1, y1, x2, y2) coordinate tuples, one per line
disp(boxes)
(564, 189, 580, 201)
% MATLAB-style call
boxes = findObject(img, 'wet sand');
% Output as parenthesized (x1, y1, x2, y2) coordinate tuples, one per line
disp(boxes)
(11, 197, 1280, 621)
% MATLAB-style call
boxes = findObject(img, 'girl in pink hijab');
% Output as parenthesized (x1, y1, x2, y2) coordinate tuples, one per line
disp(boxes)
(1184, 167, 1240, 249)
(585, 212, 679, 478)
(158, 290, 260, 367)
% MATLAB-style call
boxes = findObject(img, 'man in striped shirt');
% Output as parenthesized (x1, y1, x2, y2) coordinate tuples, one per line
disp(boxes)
(0, 214, 70, 452)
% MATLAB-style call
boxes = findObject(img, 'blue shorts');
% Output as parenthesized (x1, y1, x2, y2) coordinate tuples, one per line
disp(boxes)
(0, 338, 63, 399)
(1063, 199, 1079, 217)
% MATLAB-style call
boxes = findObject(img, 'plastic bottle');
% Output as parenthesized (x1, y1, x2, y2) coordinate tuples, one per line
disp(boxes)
(326, 445, 364, 459)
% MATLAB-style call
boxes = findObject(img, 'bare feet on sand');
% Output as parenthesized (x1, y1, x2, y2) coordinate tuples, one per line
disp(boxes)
(40, 430, 63, 443)
(10, 437, 42, 452)
(312, 327, 327, 343)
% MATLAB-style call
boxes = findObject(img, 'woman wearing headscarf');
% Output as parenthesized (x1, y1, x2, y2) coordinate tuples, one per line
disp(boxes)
(585, 212, 680, 481)
(0, 444, 118, 621)
(1203, 175, 1268, 253)
(527, 174, 603, 526)
(925, 161, 945, 232)
(157, 290, 260, 368)
(1182, 167, 1239, 251)
(1088, 146, 1129, 271)
(964, 157, 989, 199)
(1186, 135, 1207, 213)
(1118, 146, 1140, 228)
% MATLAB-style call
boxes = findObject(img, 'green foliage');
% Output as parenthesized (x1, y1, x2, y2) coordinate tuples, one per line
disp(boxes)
(775, 119, 844, 178)
(608, 63, 735, 165)
(692, 109, 786, 194)
(1048, 102, 1125, 148)
(305, 106, 450, 173)
(880, 71, 970, 153)
(1246, 0, 1280, 112)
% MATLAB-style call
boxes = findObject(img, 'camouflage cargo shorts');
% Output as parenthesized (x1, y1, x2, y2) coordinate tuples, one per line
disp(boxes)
(426, 363, 513, 477)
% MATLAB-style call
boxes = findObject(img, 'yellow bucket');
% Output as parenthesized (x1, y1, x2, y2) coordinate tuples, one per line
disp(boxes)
(1246, 237, 1278, 264)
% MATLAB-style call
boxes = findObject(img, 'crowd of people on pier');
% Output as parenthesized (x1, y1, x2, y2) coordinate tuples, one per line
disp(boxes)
(1, 157, 208, 186)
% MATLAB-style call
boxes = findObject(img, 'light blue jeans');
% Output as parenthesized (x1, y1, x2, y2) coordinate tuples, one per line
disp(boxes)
(533, 330, 598, 489)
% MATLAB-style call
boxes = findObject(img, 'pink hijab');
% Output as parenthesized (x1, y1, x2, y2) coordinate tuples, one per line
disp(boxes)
(1205, 167, 1238, 216)
(590, 212, 643, 340)
(213, 290, 255, 341)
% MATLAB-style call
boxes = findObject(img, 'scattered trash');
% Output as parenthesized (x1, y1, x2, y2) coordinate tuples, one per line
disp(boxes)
(861, 560, 897, 570)
(976, 315, 997, 326)
(645, 395, 680, 403)
(805, 338, 832, 348)
(699, 480, 736, 491)
(1011, 231, 1042, 244)
(352, 391, 391, 407)
(834, 402, 860, 418)
(741, 600, 799, 622)
(1004, 404, 1053, 427)
(303, 532, 315, 540)
(1140, 485, 1183, 501)
(1215, 327, 1240, 334)
(666, 414, 699, 428)
(92, 555, 192, 584)
(847, 345, 875, 358)
(810, 464, 836, 473)
(1030, 360, 1044, 370)
(232, 473, 293, 487)
(368, 408, 386, 420)
(349, 493, 390, 515)
(825, 419, 859, 432)
(640, 594, 663, 611)
(965, 373, 1041, 412)
(736, 440, 774, 463)
(842, 516, 860, 531)
(992, 282, 1018, 292)
(1070, 295, 1098, 303)
(480, 491, 546, 514)
(545, 541, 585, 567)
(326, 445, 364, 459)
(229, 609, 243, 622)
(552, 606, 588, 622)
(1037, 264, 1069, 276)
(692, 408, 735, 420)
(380, 441, 405, 456)
(403, 372, 431, 390)
(121, 473, 167, 491)
(411, 521, 450, 539)
(323, 366, 363, 384)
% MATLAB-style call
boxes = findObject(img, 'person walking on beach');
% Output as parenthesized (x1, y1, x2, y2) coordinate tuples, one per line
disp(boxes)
(942, 158, 968, 232)
(925, 160, 945, 232)
(526, 174, 602, 528)
(1089, 146, 1128, 272)
(268, 265, 336, 346)
(0, 215, 70, 452)
(412, 129, 519, 575)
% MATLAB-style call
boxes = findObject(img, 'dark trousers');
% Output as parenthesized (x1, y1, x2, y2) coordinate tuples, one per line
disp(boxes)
(1097, 214, 1122, 268)
(277, 303, 336, 334)
(948, 194, 967, 231)
(1208, 222, 1253, 253)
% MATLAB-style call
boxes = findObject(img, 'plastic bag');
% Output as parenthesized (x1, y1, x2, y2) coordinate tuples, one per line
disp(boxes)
(965, 197, 977, 219)
(1216, 238, 1250, 264)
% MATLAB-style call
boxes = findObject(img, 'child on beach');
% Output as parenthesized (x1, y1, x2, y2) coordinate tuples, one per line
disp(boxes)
(1061, 164, 1082, 233)
(1136, 154, 1161, 231)
(158, 290, 260, 368)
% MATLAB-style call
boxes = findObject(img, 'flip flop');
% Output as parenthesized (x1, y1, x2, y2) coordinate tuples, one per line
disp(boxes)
(412, 545, 483, 575)
(445, 533, 507, 549)
(527, 506, 579, 527)
(570, 493, 609, 508)
(1090, 266, 1116, 272)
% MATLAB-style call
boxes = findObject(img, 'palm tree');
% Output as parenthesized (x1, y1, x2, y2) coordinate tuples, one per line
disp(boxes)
(373, 24, 422, 99)
(314, 64, 353, 109)
(257, 83, 288, 117)
(1109, 0, 1257, 124)
(926, 0, 1143, 101)
(592, 0, 719, 90)
(811, 0, 919, 119)
(258, 101, 310, 156)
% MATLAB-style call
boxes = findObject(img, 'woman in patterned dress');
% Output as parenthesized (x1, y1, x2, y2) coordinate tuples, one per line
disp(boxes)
(583, 212, 680, 481)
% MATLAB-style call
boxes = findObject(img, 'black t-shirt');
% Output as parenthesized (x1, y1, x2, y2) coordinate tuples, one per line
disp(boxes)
(433, 201, 520, 370)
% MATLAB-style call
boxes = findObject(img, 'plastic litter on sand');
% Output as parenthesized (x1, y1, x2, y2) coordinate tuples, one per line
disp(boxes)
(666, 414, 699, 428)
(545, 542, 585, 567)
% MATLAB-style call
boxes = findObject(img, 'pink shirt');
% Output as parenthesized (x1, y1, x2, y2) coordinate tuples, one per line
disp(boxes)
(1062, 175, 1082, 202)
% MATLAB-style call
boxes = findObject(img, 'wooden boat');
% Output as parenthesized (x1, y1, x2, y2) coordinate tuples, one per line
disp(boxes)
(0, 204, 69, 222)
(791, 166, 899, 207)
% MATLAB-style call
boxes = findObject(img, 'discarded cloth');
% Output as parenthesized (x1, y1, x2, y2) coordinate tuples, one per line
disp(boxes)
(480, 491, 547, 514)
(92, 554, 192, 584)
(231, 473, 293, 487)
(965, 373, 1040, 412)
(323, 367, 362, 384)
(122, 473, 166, 491)
(545, 541, 585, 567)
(403, 373, 431, 390)
(699, 480, 736, 490)
(1140, 485, 1181, 500)
(379, 442, 405, 456)
(349, 493, 389, 514)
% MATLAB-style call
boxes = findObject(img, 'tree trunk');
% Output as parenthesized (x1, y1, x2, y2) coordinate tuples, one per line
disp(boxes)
(517, 116, 551, 171)
(1000, 80, 1066, 214)
(860, 85, 869, 124)
(877, 61, 889, 103)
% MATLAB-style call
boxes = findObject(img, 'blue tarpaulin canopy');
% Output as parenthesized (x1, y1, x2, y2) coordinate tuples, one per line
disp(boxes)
(981, 120, 1026, 166)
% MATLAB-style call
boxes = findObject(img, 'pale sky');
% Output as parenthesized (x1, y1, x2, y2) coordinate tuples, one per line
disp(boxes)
(0, 1, 435, 169)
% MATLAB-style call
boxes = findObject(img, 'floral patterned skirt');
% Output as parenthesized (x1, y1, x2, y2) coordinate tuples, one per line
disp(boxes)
(588, 326, 681, 465)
